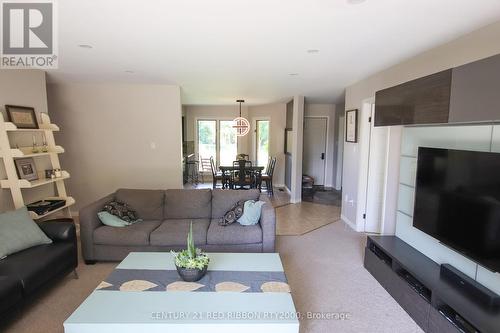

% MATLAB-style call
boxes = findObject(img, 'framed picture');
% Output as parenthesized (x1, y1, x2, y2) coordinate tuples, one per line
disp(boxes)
(15, 158, 38, 181)
(345, 109, 358, 143)
(5, 105, 39, 129)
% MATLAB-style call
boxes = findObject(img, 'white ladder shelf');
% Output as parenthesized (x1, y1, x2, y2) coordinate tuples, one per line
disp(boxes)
(0, 113, 74, 220)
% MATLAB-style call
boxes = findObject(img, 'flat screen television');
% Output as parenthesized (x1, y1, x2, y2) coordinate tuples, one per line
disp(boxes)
(413, 147, 500, 272)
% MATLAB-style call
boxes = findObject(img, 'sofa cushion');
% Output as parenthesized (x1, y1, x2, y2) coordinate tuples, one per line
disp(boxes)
(94, 220, 161, 246)
(211, 189, 260, 219)
(115, 189, 164, 220)
(150, 219, 209, 246)
(0, 276, 23, 314)
(207, 219, 262, 245)
(165, 189, 211, 219)
(0, 243, 75, 295)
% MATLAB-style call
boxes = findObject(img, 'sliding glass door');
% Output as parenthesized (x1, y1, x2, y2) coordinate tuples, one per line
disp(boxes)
(197, 119, 237, 168)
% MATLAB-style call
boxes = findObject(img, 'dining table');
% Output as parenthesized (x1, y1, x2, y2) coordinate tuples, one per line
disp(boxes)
(219, 162, 264, 189)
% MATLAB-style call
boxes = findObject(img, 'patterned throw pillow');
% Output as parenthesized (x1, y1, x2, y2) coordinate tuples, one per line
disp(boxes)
(102, 201, 141, 223)
(219, 200, 245, 226)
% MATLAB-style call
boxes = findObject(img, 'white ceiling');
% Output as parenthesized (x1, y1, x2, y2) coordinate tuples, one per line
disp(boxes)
(49, 0, 500, 105)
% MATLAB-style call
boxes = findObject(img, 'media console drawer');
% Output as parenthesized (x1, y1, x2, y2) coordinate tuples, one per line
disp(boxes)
(428, 307, 467, 333)
(364, 247, 400, 299)
(392, 273, 430, 331)
(365, 245, 430, 332)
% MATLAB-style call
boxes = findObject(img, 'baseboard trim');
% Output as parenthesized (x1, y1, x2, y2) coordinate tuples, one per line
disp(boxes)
(341, 214, 358, 232)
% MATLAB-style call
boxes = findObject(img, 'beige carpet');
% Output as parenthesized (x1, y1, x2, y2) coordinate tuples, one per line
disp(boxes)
(276, 201, 341, 235)
(4, 222, 422, 333)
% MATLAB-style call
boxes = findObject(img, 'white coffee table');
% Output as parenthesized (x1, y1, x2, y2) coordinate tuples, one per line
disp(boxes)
(64, 252, 299, 333)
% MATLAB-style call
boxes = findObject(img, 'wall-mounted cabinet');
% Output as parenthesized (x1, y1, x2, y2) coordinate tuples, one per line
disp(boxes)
(374, 70, 452, 126)
(449, 54, 500, 123)
(375, 53, 500, 126)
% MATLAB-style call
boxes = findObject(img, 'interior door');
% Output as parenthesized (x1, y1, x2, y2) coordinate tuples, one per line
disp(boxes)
(303, 117, 327, 186)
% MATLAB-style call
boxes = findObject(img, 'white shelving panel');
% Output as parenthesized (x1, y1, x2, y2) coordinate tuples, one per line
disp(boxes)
(0, 112, 74, 220)
(28, 197, 75, 220)
(1, 170, 70, 189)
(0, 145, 65, 158)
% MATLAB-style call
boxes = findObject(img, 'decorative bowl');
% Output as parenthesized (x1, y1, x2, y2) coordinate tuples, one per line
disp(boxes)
(175, 264, 208, 282)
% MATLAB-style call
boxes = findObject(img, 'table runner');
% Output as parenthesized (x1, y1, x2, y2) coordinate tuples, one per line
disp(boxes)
(97, 269, 290, 293)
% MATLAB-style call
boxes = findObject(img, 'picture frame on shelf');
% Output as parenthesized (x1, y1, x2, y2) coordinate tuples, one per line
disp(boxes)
(14, 157, 38, 181)
(345, 109, 358, 143)
(5, 105, 39, 129)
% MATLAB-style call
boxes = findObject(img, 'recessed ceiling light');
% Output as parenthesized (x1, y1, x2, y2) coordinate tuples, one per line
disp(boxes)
(124, 70, 135, 74)
(347, 0, 366, 4)
(289, 73, 299, 76)
(78, 44, 93, 49)
(307, 49, 319, 54)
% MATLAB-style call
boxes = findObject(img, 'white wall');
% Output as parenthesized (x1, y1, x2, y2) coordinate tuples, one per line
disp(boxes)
(342, 20, 500, 230)
(0, 70, 53, 212)
(247, 103, 286, 186)
(48, 83, 183, 211)
(290, 96, 304, 203)
(183, 103, 287, 186)
(304, 104, 336, 187)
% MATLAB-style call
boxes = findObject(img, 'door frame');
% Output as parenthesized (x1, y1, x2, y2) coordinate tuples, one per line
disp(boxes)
(336, 113, 344, 190)
(303, 116, 329, 187)
(251, 116, 271, 166)
(356, 97, 391, 234)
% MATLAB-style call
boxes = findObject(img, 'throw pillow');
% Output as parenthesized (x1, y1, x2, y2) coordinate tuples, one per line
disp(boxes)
(219, 200, 245, 226)
(102, 201, 141, 223)
(237, 200, 266, 226)
(97, 211, 135, 227)
(0, 207, 52, 259)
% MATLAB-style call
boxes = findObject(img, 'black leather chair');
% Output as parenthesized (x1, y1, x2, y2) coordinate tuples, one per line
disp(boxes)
(0, 219, 78, 327)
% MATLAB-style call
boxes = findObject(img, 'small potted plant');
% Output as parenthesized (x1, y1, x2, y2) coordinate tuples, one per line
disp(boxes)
(171, 222, 210, 282)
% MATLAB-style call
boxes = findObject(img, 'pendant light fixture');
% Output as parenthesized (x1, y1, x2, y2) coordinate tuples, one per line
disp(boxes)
(233, 99, 250, 137)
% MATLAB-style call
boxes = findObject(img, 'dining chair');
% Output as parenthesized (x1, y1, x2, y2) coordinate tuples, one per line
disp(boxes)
(185, 156, 199, 185)
(236, 153, 250, 161)
(265, 156, 272, 174)
(199, 157, 212, 183)
(261, 157, 276, 195)
(210, 156, 224, 189)
(232, 160, 254, 189)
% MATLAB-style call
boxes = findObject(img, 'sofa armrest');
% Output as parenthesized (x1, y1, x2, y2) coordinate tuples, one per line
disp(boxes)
(79, 193, 115, 261)
(39, 220, 76, 243)
(259, 193, 276, 252)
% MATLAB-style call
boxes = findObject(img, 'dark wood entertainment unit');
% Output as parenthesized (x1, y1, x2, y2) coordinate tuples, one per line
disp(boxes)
(364, 236, 500, 333)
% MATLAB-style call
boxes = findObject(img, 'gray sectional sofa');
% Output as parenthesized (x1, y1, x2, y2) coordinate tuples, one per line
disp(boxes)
(79, 189, 276, 263)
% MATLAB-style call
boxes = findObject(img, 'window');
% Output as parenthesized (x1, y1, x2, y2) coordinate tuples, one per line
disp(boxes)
(256, 120, 270, 167)
(219, 120, 237, 167)
(197, 120, 217, 167)
(197, 119, 237, 169)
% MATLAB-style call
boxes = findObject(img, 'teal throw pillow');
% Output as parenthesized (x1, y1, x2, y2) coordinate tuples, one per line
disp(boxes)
(0, 207, 52, 259)
(237, 200, 265, 226)
(98, 211, 140, 227)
